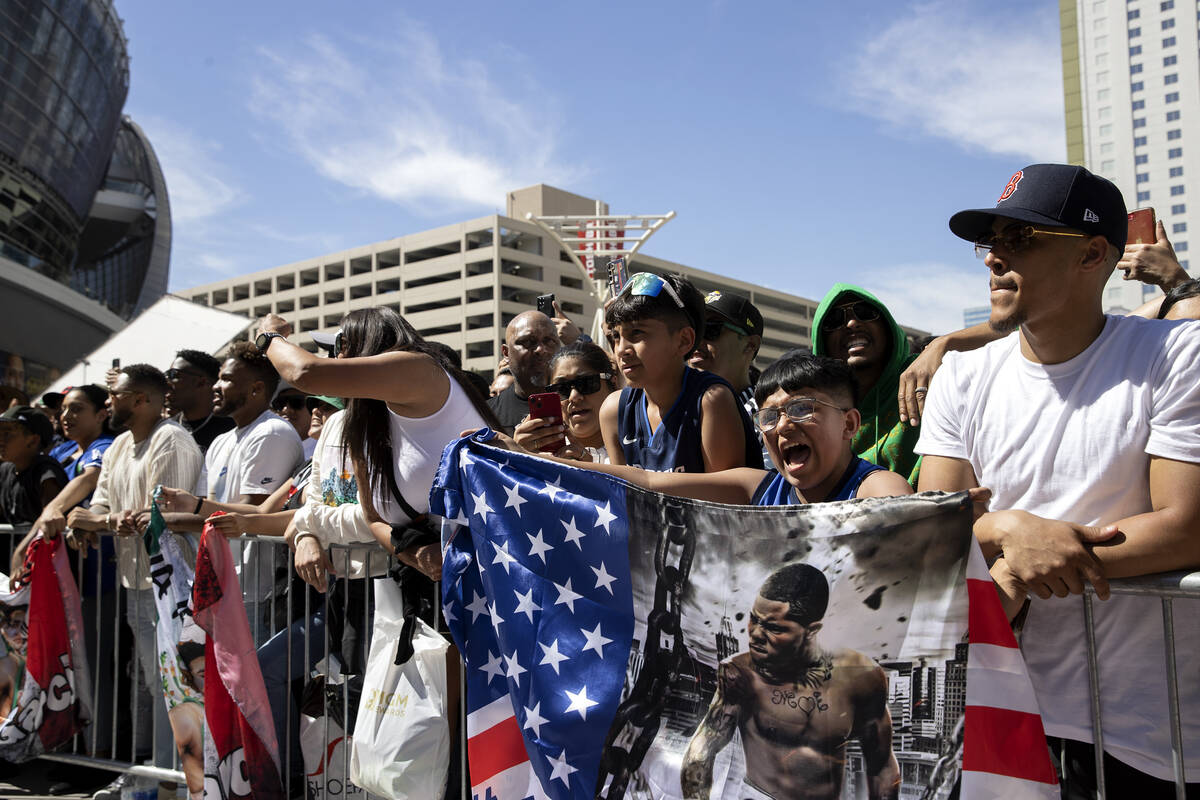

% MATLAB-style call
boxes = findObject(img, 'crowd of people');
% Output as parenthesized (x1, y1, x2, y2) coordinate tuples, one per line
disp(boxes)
(0, 162, 1197, 798)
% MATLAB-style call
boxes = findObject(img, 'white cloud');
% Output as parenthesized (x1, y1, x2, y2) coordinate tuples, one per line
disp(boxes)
(854, 262, 991, 336)
(247, 27, 576, 212)
(136, 117, 243, 223)
(844, 1, 1067, 162)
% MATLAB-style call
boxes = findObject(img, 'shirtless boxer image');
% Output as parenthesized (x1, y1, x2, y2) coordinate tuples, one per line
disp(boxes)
(680, 563, 900, 800)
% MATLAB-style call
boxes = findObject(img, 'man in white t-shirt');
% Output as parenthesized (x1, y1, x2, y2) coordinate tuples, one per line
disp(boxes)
(916, 164, 1200, 797)
(175, 342, 302, 642)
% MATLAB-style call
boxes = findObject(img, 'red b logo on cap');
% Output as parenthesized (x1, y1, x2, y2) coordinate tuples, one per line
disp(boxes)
(998, 171, 1023, 202)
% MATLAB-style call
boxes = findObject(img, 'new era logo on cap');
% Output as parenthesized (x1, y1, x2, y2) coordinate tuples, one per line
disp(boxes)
(1083, 209, 1100, 223)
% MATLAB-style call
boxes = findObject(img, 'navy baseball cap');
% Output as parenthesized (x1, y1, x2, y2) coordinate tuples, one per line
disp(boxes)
(703, 290, 764, 337)
(0, 405, 53, 448)
(949, 164, 1128, 249)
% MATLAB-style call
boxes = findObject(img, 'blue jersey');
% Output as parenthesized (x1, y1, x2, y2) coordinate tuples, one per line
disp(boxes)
(616, 367, 763, 473)
(752, 456, 884, 505)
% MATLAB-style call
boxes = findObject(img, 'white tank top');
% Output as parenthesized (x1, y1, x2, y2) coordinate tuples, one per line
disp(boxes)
(372, 373, 487, 525)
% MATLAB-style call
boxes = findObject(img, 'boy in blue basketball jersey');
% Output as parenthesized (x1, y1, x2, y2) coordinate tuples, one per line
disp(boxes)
(599, 272, 762, 473)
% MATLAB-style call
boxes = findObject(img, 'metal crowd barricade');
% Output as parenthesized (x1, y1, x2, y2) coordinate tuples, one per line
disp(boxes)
(1083, 570, 1200, 800)
(0, 524, 468, 799)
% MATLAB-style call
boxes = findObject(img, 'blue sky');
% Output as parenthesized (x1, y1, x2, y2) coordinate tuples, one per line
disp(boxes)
(120, 0, 1067, 334)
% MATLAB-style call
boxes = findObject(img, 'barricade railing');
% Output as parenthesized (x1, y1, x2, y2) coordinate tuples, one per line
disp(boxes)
(1083, 570, 1199, 800)
(4, 519, 1190, 798)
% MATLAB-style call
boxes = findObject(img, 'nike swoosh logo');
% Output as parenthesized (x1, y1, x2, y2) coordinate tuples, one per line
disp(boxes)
(622, 435, 638, 445)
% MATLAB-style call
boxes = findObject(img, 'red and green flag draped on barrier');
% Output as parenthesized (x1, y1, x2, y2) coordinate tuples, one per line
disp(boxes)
(192, 515, 285, 800)
(0, 534, 91, 761)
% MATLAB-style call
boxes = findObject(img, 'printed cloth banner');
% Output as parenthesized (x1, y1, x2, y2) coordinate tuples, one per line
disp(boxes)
(0, 534, 91, 761)
(192, 517, 285, 800)
(145, 491, 207, 797)
(431, 431, 1058, 800)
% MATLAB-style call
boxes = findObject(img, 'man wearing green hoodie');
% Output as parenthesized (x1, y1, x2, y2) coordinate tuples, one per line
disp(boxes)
(811, 284, 921, 486)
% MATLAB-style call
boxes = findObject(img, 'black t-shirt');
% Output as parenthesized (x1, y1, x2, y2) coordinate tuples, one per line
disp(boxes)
(0, 454, 68, 525)
(486, 384, 530, 434)
(181, 413, 236, 453)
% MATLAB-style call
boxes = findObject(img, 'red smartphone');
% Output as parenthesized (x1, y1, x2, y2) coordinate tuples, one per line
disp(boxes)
(1127, 207, 1156, 245)
(528, 392, 566, 452)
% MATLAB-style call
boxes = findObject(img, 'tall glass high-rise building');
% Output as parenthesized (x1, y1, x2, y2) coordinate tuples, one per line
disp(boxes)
(1061, 0, 1197, 313)
(0, 0, 171, 397)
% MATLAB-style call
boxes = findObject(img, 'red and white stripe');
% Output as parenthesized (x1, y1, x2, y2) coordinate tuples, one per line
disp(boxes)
(467, 695, 546, 799)
(962, 545, 1059, 799)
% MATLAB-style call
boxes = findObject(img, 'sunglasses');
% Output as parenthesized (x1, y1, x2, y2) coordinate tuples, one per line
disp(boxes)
(165, 368, 206, 382)
(702, 320, 747, 341)
(820, 301, 881, 333)
(755, 397, 849, 431)
(972, 224, 1089, 259)
(616, 272, 686, 310)
(546, 373, 612, 398)
(272, 396, 308, 411)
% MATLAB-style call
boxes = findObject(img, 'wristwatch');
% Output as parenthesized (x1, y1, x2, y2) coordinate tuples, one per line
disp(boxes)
(255, 331, 284, 353)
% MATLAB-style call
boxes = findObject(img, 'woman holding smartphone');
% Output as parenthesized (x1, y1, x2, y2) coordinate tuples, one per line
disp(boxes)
(515, 341, 619, 463)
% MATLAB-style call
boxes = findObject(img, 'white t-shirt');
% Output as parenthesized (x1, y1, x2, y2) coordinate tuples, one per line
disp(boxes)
(373, 374, 487, 526)
(916, 314, 1200, 780)
(202, 409, 303, 600)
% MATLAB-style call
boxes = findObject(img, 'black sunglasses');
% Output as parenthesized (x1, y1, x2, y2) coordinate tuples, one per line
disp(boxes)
(702, 320, 747, 341)
(165, 368, 206, 382)
(272, 396, 307, 411)
(820, 301, 881, 333)
(546, 373, 611, 398)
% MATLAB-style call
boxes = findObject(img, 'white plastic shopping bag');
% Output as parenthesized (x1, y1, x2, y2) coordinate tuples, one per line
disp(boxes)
(350, 577, 450, 800)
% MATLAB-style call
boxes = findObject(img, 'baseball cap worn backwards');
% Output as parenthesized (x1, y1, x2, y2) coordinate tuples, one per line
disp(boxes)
(949, 164, 1128, 250)
(703, 290, 764, 337)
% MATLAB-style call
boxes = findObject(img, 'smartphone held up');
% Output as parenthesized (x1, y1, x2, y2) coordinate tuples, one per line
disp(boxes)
(527, 392, 566, 453)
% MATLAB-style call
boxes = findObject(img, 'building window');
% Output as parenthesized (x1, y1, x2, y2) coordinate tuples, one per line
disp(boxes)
(1162, 17, 1175, 28)
(1136, 152, 1148, 164)
(1161, 0, 1173, 8)
(1128, 8, 1140, 18)
(1100, 123, 1114, 136)
(1172, 203, 1186, 214)
(1132, 99, 1145, 110)
(1130, 44, 1143, 55)
(1165, 73, 1179, 84)
(1131, 62, 1143, 73)
(1176, 241, 1188, 252)
(1138, 190, 1153, 202)
(1181, 260, 1189, 270)
(1162, 35, 1176, 46)
(1134, 117, 1147, 128)
(1131, 80, 1144, 91)
(1137, 172, 1150, 183)
(1129, 26, 1141, 36)
(1167, 110, 1181, 121)
(1174, 222, 1188, 234)
(1164, 54, 1177, 65)
(1098, 70, 1111, 85)
(1170, 166, 1184, 178)
(1096, 52, 1109, 65)
(1093, 0, 1105, 10)
(1169, 147, 1183, 158)
(1168, 128, 1182, 139)
(1166, 91, 1180, 102)
(1135, 135, 1148, 146)
(1171, 185, 1186, 195)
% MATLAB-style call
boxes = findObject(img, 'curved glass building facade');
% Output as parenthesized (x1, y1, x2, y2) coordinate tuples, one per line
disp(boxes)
(0, 0, 130, 280)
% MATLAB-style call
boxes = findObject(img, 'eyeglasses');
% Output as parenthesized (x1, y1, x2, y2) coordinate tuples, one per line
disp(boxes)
(755, 397, 849, 431)
(107, 389, 140, 400)
(616, 272, 686, 310)
(546, 373, 612, 398)
(702, 320, 747, 341)
(165, 368, 206, 383)
(819, 301, 881, 333)
(973, 225, 1089, 259)
(272, 396, 308, 411)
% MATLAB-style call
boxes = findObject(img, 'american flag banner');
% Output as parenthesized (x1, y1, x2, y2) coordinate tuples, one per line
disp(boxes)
(431, 431, 1058, 800)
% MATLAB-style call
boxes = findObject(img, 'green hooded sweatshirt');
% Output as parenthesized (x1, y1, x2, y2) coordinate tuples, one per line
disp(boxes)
(811, 283, 922, 486)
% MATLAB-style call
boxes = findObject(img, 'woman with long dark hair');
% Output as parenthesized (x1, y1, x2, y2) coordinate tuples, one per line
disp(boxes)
(257, 307, 499, 577)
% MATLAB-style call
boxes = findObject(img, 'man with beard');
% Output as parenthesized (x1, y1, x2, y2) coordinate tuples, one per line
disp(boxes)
(681, 563, 899, 800)
(164, 342, 302, 641)
(487, 311, 564, 432)
(812, 286, 922, 486)
(164, 350, 234, 453)
(65, 364, 202, 789)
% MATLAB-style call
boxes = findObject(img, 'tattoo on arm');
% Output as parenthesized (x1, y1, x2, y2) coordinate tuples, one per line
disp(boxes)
(855, 667, 901, 800)
(681, 663, 741, 798)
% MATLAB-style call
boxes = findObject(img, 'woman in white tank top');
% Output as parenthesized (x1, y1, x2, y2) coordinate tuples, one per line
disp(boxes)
(258, 307, 500, 578)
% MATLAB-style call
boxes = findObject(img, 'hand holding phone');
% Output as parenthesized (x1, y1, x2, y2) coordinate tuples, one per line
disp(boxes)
(536, 293, 556, 317)
(527, 392, 566, 452)
(607, 259, 628, 297)
(1127, 208, 1156, 245)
